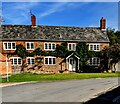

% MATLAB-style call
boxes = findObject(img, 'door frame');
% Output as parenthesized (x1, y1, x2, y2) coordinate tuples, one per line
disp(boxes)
(69, 58, 76, 71)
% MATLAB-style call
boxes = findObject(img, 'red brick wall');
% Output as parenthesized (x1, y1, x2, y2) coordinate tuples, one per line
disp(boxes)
(1, 40, 109, 74)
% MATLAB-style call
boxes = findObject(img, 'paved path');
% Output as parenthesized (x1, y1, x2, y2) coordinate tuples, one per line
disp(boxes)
(2, 77, 119, 102)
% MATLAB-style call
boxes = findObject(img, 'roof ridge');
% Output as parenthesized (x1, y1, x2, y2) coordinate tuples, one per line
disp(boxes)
(2, 24, 100, 28)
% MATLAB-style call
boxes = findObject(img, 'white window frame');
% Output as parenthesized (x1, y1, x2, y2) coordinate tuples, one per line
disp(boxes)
(26, 42, 34, 50)
(89, 43, 100, 51)
(89, 57, 100, 66)
(3, 42, 16, 50)
(44, 43, 56, 51)
(44, 56, 56, 65)
(26, 57, 35, 65)
(68, 43, 76, 51)
(9, 57, 22, 66)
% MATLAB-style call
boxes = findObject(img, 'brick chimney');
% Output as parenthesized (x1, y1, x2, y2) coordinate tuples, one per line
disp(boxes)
(100, 17, 106, 30)
(31, 14, 36, 26)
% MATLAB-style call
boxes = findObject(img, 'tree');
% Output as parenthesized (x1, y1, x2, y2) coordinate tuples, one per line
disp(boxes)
(106, 29, 120, 72)
(109, 44, 120, 72)
(101, 44, 120, 72)
(107, 29, 120, 45)
(114, 31, 120, 44)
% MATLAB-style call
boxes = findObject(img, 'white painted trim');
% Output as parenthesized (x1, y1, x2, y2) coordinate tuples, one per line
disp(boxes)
(66, 53, 80, 60)
(9, 57, 22, 66)
(44, 42, 56, 51)
(89, 57, 100, 66)
(88, 43, 100, 51)
(26, 42, 34, 50)
(68, 43, 76, 51)
(44, 56, 56, 65)
(3, 42, 16, 50)
(26, 57, 35, 65)
(68, 58, 76, 71)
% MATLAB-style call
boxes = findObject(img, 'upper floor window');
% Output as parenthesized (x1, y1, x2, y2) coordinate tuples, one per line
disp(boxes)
(3, 42, 16, 50)
(44, 56, 56, 65)
(89, 57, 100, 66)
(26, 42, 34, 50)
(68, 43, 76, 51)
(26, 57, 35, 65)
(89, 44, 100, 51)
(10, 57, 22, 66)
(44, 43, 56, 51)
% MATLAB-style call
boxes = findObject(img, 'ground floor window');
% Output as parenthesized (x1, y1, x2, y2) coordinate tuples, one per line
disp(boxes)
(44, 56, 56, 65)
(10, 57, 22, 66)
(26, 57, 35, 65)
(89, 57, 100, 66)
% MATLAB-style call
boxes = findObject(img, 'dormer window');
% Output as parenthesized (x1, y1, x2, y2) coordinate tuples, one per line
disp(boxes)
(68, 43, 76, 51)
(26, 42, 34, 50)
(3, 42, 16, 50)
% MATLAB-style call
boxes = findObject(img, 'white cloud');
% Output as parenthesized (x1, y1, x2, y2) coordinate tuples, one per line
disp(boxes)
(3, 2, 40, 24)
(38, 2, 88, 18)
(38, 2, 67, 17)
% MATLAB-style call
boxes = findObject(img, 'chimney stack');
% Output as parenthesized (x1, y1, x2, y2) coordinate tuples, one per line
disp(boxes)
(31, 14, 36, 26)
(100, 17, 106, 30)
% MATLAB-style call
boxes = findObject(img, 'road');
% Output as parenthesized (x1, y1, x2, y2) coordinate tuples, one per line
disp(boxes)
(2, 77, 119, 102)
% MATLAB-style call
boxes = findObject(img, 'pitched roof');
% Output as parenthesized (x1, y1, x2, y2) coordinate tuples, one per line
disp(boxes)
(1, 25, 109, 42)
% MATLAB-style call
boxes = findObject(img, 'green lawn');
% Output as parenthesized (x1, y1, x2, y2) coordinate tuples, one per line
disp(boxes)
(1, 72, 120, 83)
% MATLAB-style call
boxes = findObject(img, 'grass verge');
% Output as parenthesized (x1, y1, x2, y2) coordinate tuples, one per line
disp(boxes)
(1, 72, 120, 83)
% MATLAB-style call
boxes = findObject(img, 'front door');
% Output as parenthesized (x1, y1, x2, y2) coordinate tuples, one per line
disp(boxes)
(69, 58, 76, 71)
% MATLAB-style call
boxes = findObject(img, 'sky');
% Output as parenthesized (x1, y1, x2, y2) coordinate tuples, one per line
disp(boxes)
(1, 2, 118, 30)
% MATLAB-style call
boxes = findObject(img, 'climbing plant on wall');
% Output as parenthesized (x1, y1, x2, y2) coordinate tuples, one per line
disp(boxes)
(14, 44, 31, 58)
(75, 42, 98, 69)
(14, 43, 98, 72)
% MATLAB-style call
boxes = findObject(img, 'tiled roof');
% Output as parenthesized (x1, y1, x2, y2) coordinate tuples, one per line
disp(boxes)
(1, 25, 109, 42)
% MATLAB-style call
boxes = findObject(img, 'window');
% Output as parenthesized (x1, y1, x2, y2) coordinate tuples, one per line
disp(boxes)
(89, 57, 100, 66)
(89, 44, 100, 51)
(3, 42, 16, 50)
(26, 57, 35, 65)
(10, 57, 22, 66)
(44, 57, 56, 65)
(68, 43, 76, 51)
(26, 42, 34, 50)
(44, 43, 56, 50)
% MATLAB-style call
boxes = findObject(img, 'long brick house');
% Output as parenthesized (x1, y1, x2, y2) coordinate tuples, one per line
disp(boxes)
(0, 15, 109, 75)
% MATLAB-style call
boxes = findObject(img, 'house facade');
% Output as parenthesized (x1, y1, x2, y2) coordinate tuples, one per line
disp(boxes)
(0, 15, 109, 75)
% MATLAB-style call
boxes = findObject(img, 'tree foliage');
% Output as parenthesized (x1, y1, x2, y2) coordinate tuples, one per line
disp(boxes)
(107, 29, 120, 45)
(105, 29, 120, 71)
(101, 44, 120, 71)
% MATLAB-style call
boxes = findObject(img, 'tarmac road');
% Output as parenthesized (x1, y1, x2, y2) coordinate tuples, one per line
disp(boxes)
(2, 77, 119, 102)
